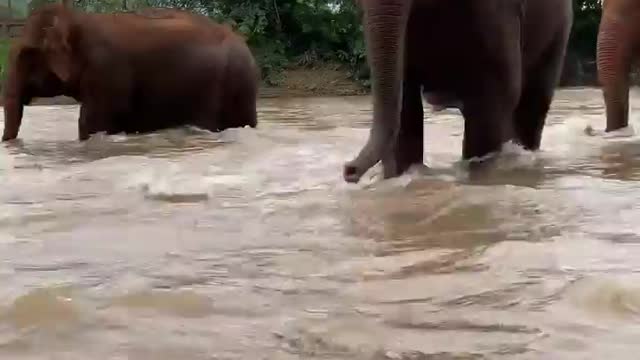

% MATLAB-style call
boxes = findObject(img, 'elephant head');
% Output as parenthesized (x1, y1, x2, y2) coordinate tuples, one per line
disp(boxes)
(343, 0, 414, 183)
(2, 3, 75, 141)
(596, 0, 639, 132)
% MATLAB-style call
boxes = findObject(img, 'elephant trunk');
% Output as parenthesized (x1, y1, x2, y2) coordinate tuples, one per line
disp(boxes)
(597, 13, 633, 132)
(343, 0, 412, 183)
(2, 61, 25, 141)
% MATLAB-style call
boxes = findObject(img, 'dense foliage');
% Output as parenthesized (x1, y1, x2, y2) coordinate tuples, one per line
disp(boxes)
(24, 0, 603, 86)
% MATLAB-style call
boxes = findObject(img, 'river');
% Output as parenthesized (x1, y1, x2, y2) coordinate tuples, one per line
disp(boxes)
(2, 87, 640, 359)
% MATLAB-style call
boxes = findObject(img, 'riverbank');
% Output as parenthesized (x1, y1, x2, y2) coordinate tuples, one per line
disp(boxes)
(260, 65, 369, 98)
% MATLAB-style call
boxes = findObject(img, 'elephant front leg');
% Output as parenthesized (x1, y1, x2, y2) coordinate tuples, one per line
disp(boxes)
(461, 87, 519, 161)
(462, 3, 524, 160)
(513, 35, 568, 150)
(78, 101, 113, 141)
(381, 79, 424, 178)
(78, 105, 91, 140)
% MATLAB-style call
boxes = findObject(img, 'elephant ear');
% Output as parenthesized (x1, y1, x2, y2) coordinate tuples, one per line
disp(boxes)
(43, 15, 72, 82)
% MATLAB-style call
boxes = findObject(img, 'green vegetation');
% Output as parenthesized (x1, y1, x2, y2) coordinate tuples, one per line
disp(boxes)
(0, 0, 605, 90)
(564, 0, 603, 85)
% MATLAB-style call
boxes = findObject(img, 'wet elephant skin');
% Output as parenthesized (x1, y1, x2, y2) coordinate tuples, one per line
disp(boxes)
(2, 4, 259, 141)
(343, 0, 574, 183)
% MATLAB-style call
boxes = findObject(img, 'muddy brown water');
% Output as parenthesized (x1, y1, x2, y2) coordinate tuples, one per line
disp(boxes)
(2, 88, 640, 359)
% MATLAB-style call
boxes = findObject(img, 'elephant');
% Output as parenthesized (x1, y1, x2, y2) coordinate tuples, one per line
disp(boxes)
(2, 3, 259, 141)
(596, 0, 638, 132)
(343, 0, 573, 183)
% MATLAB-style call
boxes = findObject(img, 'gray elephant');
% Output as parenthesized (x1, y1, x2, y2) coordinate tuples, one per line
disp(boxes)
(343, 0, 573, 183)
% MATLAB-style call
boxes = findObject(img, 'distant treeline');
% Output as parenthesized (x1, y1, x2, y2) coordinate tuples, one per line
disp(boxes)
(24, 0, 604, 86)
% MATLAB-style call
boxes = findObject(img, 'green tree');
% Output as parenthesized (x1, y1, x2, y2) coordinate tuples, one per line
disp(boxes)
(571, 0, 602, 60)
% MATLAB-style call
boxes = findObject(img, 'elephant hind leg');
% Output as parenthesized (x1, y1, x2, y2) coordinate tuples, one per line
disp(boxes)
(196, 82, 256, 133)
(511, 78, 554, 150)
(381, 79, 424, 178)
(187, 78, 224, 132)
(224, 79, 258, 129)
(513, 33, 568, 150)
(210, 84, 256, 132)
(218, 44, 259, 130)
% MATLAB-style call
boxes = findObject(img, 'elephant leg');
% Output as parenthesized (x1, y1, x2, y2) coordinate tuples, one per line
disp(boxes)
(219, 61, 259, 130)
(236, 91, 258, 129)
(78, 101, 116, 141)
(78, 105, 93, 140)
(202, 88, 257, 132)
(382, 79, 424, 178)
(460, 8, 523, 160)
(461, 72, 521, 160)
(192, 98, 223, 132)
(104, 116, 126, 135)
(461, 98, 513, 160)
(513, 34, 568, 150)
(512, 79, 554, 151)
(113, 110, 139, 134)
(222, 85, 258, 130)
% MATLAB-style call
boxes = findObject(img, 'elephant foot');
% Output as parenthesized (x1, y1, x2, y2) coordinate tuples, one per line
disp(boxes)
(605, 123, 630, 133)
(344, 157, 426, 183)
(2, 127, 19, 141)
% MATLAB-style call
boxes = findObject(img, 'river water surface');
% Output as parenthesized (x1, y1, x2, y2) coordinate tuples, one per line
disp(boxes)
(2, 88, 640, 359)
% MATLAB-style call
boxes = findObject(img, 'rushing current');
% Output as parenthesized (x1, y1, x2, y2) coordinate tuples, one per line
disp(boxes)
(2, 87, 640, 359)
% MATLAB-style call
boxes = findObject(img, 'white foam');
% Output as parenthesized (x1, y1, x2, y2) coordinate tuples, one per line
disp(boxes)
(125, 164, 219, 202)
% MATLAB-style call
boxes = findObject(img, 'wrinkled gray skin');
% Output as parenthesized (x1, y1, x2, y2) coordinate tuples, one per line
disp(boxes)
(343, 0, 573, 183)
(596, 0, 640, 132)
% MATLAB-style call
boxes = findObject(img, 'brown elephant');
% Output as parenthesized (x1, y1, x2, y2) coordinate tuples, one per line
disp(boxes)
(343, 0, 573, 183)
(2, 3, 259, 141)
(597, 0, 638, 132)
